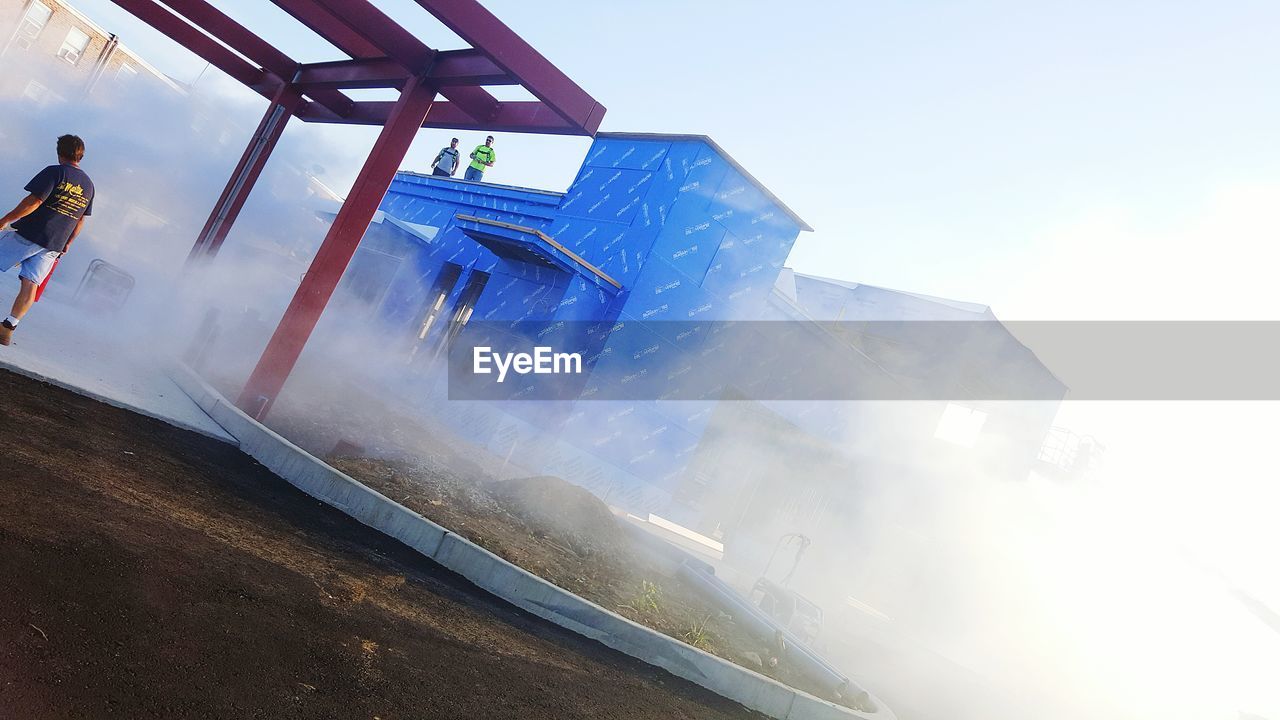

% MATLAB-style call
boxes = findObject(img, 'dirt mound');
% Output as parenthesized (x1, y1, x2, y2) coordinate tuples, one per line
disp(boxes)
(490, 475, 625, 558)
(334, 458, 833, 700)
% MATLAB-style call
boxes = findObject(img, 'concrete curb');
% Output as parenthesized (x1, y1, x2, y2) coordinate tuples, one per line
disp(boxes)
(168, 364, 882, 720)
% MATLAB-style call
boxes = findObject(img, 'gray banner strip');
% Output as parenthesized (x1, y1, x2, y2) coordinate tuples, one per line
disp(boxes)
(443, 321, 1280, 401)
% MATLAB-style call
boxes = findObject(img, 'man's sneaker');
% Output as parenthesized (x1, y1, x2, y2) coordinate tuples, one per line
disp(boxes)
(0, 320, 15, 346)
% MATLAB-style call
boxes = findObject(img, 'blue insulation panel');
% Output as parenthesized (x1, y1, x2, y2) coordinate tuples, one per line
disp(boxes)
(354, 133, 811, 521)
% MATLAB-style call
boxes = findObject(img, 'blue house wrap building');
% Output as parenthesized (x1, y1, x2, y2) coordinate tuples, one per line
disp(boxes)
(375, 132, 810, 326)
(336, 132, 1063, 547)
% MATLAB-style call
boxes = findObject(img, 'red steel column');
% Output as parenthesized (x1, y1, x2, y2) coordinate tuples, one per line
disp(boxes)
(237, 76, 437, 417)
(188, 85, 301, 264)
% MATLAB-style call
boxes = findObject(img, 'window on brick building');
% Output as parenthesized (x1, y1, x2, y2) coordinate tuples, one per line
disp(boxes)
(22, 80, 64, 107)
(15, 1, 53, 49)
(57, 27, 91, 65)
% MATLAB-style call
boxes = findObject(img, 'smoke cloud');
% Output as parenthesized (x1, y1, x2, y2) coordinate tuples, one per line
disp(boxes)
(3, 45, 1277, 720)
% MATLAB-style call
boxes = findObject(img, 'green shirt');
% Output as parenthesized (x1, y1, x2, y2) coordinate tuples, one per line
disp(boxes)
(469, 145, 495, 172)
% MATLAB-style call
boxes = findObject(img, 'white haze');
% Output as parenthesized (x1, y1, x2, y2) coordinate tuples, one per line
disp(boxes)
(3, 52, 1278, 720)
(0, 53, 356, 371)
(774, 402, 1280, 720)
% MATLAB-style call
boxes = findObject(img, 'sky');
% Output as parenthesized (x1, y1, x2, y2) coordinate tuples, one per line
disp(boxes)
(67, 0, 1280, 320)
(38, 1, 1280, 716)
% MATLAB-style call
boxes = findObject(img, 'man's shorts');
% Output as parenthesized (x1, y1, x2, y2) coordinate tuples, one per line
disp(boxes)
(0, 228, 58, 284)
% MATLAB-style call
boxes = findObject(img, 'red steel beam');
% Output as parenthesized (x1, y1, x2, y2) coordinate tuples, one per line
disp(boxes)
(299, 0, 433, 67)
(412, 0, 604, 133)
(268, 0, 385, 59)
(115, 0, 600, 134)
(294, 51, 515, 92)
(429, 49, 514, 86)
(294, 58, 409, 90)
(163, 0, 354, 118)
(291, 53, 512, 93)
(300, 99, 577, 134)
(264, 0, 430, 71)
(268, 0, 501, 123)
(291, 53, 514, 94)
(168, 0, 295, 73)
(237, 77, 439, 417)
(108, 0, 276, 92)
(188, 86, 301, 263)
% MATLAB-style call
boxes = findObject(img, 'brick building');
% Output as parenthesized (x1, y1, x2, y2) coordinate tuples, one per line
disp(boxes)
(0, 0, 181, 103)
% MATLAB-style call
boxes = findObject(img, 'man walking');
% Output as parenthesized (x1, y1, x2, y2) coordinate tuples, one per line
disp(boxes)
(431, 137, 461, 177)
(0, 135, 94, 346)
(465, 135, 496, 182)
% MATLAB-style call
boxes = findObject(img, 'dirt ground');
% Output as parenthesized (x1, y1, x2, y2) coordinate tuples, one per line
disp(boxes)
(331, 459, 853, 706)
(0, 367, 764, 720)
(223, 357, 852, 704)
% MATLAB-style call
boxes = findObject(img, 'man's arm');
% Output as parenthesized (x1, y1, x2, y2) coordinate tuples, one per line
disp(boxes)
(0, 194, 44, 229)
(61, 215, 88, 255)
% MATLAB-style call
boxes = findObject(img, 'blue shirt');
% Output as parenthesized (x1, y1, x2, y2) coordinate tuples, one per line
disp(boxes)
(13, 163, 95, 252)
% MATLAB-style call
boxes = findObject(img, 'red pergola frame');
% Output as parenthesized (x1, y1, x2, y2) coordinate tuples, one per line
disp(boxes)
(108, 0, 605, 418)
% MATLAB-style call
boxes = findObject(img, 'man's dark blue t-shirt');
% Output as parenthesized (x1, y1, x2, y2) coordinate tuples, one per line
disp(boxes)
(12, 163, 95, 253)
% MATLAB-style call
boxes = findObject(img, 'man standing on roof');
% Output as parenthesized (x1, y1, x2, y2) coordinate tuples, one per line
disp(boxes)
(0, 135, 94, 347)
(431, 137, 461, 177)
(465, 135, 496, 182)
